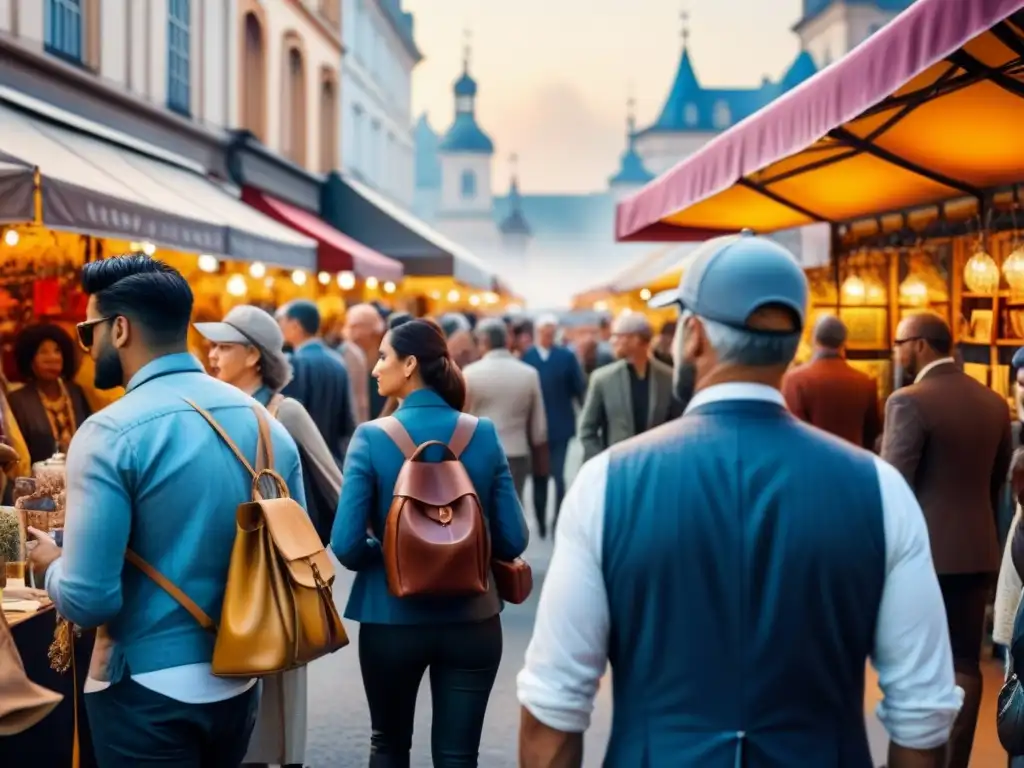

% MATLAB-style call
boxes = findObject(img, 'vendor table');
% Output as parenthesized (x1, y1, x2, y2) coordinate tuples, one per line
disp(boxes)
(1, 606, 97, 768)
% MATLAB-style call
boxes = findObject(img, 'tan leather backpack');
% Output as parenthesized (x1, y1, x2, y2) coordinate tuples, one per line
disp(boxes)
(377, 413, 491, 598)
(125, 400, 349, 677)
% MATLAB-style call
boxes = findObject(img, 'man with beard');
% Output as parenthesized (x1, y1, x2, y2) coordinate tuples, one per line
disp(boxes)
(883, 311, 1012, 768)
(25, 254, 305, 767)
(518, 232, 960, 768)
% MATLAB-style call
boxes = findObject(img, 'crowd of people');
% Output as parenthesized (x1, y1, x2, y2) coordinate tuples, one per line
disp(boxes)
(2, 229, 1023, 767)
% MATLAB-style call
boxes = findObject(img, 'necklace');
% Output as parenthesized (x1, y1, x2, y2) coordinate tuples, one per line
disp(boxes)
(38, 379, 77, 454)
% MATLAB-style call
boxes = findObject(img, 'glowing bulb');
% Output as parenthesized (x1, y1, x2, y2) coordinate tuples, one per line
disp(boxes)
(594, 300, 608, 311)
(197, 254, 219, 273)
(1005, 248, 1024, 291)
(249, 262, 266, 279)
(291, 269, 308, 286)
(3, 229, 18, 247)
(264, 276, 275, 288)
(447, 289, 461, 302)
(429, 290, 442, 300)
(964, 250, 999, 294)
(366, 276, 379, 290)
(317, 271, 330, 286)
(484, 292, 499, 305)
(469, 294, 481, 306)
(336, 271, 356, 290)
(840, 275, 866, 302)
(141, 241, 156, 256)
(639, 288, 652, 301)
(898, 275, 929, 305)
(383, 281, 396, 294)
(226, 274, 247, 297)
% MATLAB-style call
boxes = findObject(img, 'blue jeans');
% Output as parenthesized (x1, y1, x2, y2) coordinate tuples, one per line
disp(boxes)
(86, 678, 258, 767)
(531, 439, 570, 534)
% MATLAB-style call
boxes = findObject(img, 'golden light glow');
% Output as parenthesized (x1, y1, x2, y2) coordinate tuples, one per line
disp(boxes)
(840, 276, 866, 303)
(484, 292, 499, 305)
(639, 288, 652, 301)
(249, 262, 266, 279)
(264, 276, 275, 288)
(291, 269, 308, 286)
(226, 274, 247, 297)
(898, 274, 929, 305)
(1004, 247, 1024, 291)
(594, 300, 609, 311)
(3, 229, 19, 247)
(318, 271, 331, 286)
(197, 254, 219, 273)
(383, 281, 396, 294)
(964, 249, 999, 293)
(366, 276, 379, 290)
(469, 294, 481, 306)
(337, 271, 356, 290)
(447, 289, 461, 302)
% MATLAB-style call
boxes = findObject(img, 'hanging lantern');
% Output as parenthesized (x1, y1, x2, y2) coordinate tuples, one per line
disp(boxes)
(963, 248, 999, 294)
(1004, 246, 1024, 292)
(898, 274, 929, 305)
(840, 275, 866, 304)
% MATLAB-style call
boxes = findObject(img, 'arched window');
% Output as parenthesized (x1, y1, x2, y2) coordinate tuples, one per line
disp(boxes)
(281, 33, 308, 167)
(683, 103, 699, 127)
(167, 0, 191, 115)
(713, 100, 730, 129)
(461, 170, 477, 199)
(319, 68, 339, 173)
(45, 0, 97, 66)
(240, 9, 267, 141)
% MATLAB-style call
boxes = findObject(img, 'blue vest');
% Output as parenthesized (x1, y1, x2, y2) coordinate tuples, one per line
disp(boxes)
(602, 400, 885, 767)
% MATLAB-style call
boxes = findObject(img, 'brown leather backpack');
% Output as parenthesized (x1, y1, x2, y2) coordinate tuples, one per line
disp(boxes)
(377, 413, 491, 598)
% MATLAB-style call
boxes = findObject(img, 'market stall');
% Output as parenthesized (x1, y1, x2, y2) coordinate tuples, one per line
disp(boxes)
(614, 0, 1024, 403)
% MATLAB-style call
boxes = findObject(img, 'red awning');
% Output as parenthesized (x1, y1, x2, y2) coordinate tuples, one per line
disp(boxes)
(615, 0, 1024, 242)
(242, 187, 404, 281)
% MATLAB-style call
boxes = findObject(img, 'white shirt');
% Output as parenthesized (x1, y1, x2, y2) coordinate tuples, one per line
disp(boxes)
(914, 357, 956, 384)
(536, 346, 552, 362)
(517, 382, 963, 750)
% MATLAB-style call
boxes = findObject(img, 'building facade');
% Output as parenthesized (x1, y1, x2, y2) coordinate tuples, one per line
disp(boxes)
(340, 0, 420, 209)
(234, 0, 343, 177)
(0, 0, 234, 170)
(794, 0, 915, 68)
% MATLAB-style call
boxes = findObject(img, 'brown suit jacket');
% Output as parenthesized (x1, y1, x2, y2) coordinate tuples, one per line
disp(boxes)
(881, 362, 1012, 575)
(781, 355, 881, 449)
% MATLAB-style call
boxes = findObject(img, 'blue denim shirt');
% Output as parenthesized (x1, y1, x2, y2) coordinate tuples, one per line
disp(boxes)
(331, 388, 529, 624)
(45, 353, 305, 681)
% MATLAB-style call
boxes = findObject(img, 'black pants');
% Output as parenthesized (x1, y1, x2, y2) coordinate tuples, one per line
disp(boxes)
(532, 439, 570, 535)
(359, 615, 503, 767)
(938, 572, 992, 768)
(86, 678, 258, 767)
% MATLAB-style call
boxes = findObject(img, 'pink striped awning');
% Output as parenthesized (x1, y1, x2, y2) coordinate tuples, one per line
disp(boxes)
(616, 0, 1024, 242)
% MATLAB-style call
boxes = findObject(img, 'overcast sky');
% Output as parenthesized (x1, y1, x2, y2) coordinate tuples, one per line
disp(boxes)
(403, 0, 805, 194)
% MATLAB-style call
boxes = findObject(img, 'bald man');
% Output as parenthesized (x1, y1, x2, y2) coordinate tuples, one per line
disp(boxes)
(883, 312, 1012, 768)
(342, 304, 385, 421)
(578, 312, 681, 462)
(781, 314, 881, 449)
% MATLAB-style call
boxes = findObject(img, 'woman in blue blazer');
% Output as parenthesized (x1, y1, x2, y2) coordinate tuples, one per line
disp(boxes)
(331, 318, 529, 767)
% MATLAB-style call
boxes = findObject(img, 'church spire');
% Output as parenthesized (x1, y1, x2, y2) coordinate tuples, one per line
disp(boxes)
(462, 27, 472, 73)
(680, 7, 690, 48)
(500, 152, 531, 237)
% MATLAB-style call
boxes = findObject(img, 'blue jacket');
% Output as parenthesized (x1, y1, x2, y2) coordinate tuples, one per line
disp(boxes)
(522, 345, 587, 444)
(282, 338, 356, 465)
(331, 388, 529, 624)
(601, 398, 885, 766)
(46, 353, 305, 681)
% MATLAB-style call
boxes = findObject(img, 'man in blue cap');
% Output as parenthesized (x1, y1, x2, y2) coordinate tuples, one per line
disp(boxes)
(517, 231, 961, 768)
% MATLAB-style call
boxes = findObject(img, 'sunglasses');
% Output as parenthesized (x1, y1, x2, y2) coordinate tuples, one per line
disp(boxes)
(76, 316, 116, 352)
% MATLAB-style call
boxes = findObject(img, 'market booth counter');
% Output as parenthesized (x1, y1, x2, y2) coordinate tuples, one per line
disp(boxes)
(614, 0, 1024, 406)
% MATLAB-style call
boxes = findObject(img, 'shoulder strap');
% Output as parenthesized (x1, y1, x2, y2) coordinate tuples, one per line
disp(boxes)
(124, 549, 217, 632)
(448, 413, 478, 459)
(377, 416, 417, 459)
(253, 405, 274, 472)
(182, 398, 257, 480)
(266, 394, 285, 419)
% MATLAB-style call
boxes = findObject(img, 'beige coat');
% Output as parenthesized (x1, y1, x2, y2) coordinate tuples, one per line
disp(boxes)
(995, 505, 1022, 647)
(463, 350, 547, 459)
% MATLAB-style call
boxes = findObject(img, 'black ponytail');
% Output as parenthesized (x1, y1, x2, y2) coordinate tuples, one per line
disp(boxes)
(388, 319, 467, 411)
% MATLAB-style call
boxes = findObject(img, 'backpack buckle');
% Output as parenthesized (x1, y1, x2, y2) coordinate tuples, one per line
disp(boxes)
(438, 506, 453, 525)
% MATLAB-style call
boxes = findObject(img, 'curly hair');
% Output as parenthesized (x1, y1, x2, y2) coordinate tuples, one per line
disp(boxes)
(14, 324, 78, 381)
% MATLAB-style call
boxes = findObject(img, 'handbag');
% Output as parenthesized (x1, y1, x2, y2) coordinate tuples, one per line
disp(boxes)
(492, 557, 532, 604)
(999, 586, 1024, 755)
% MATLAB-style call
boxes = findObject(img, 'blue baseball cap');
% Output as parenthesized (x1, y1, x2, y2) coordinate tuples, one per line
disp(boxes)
(648, 230, 808, 331)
